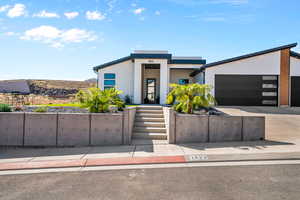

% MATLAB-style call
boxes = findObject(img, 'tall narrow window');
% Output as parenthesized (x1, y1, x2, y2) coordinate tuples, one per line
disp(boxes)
(104, 73, 116, 89)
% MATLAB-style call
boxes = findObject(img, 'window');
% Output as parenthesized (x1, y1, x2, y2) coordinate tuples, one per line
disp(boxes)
(104, 73, 116, 79)
(104, 73, 116, 89)
(179, 79, 189, 85)
(104, 80, 116, 86)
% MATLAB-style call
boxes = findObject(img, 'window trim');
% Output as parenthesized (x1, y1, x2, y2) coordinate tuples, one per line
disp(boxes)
(103, 73, 116, 88)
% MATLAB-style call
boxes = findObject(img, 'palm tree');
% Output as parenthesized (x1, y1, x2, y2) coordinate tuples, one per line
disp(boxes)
(166, 83, 215, 114)
(76, 87, 125, 113)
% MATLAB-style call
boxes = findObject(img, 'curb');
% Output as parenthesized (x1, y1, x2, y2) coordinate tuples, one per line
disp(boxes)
(0, 156, 186, 171)
(1, 152, 300, 171)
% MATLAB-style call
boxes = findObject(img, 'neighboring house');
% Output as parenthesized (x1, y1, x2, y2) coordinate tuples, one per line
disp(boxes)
(0, 80, 30, 94)
(191, 43, 300, 107)
(93, 50, 206, 104)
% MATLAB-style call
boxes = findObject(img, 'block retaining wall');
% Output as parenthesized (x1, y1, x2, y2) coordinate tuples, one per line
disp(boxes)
(0, 107, 136, 147)
(164, 108, 265, 144)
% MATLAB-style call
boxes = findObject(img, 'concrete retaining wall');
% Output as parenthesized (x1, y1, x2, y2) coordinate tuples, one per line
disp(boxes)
(0, 108, 136, 147)
(24, 113, 57, 146)
(123, 107, 136, 145)
(91, 113, 123, 146)
(209, 116, 242, 142)
(242, 116, 265, 141)
(57, 113, 90, 147)
(176, 114, 209, 143)
(0, 112, 24, 146)
(164, 109, 265, 144)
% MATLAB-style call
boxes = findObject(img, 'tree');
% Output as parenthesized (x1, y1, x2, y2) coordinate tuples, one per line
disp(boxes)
(166, 83, 215, 114)
(76, 87, 125, 113)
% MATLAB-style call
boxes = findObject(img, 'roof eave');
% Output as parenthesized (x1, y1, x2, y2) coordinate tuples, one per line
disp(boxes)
(203, 43, 298, 70)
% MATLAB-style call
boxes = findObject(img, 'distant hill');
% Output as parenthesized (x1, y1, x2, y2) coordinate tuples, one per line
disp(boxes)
(85, 78, 97, 84)
(0, 79, 95, 96)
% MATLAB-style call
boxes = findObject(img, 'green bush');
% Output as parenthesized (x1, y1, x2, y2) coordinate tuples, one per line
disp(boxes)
(0, 104, 12, 112)
(166, 83, 216, 114)
(124, 95, 132, 104)
(76, 87, 125, 113)
(33, 106, 48, 113)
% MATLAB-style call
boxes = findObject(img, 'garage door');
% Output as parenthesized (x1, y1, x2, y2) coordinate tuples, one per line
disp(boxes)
(215, 75, 278, 106)
(291, 76, 300, 107)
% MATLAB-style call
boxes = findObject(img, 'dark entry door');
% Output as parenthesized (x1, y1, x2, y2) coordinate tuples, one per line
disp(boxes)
(145, 78, 156, 104)
(291, 76, 300, 107)
(215, 75, 278, 106)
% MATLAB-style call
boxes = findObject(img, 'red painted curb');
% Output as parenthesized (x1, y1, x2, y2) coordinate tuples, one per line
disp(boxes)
(86, 156, 186, 167)
(0, 156, 186, 171)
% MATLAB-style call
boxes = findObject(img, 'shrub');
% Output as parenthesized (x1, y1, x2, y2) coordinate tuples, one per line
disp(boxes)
(166, 83, 216, 114)
(76, 87, 125, 113)
(124, 95, 132, 104)
(33, 106, 48, 113)
(14, 106, 24, 112)
(0, 104, 12, 112)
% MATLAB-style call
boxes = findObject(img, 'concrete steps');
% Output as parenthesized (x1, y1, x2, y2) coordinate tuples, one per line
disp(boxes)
(135, 122, 165, 128)
(135, 117, 165, 123)
(134, 127, 166, 133)
(135, 113, 164, 118)
(132, 132, 167, 140)
(132, 105, 167, 141)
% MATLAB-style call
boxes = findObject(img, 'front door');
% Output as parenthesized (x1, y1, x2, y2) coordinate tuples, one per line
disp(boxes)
(145, 78, 156, 104)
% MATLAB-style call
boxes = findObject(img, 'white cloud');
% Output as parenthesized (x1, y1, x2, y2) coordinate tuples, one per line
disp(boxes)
(33, 10, 60, 18)
(131, 3, 137, 7)
(7, 4, 26, 18)
(64, 12, 79, 19)
(20, 25, 98, 48)
(155, 11, 161, 15)
(0, 5, 10, 12)
(4, 31, 17, 36)
(86, 11, 106, 20)
(106, 0, 117, 12)
(61, 29, 97, 43)
(133, 8, 145, 15)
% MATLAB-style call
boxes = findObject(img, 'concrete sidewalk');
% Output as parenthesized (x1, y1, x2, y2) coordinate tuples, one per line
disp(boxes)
(1, 139, 300, 171)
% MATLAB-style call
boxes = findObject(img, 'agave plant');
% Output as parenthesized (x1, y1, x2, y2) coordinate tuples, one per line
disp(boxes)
(76, 87, 125, 113)
(166, 83, 216, 114)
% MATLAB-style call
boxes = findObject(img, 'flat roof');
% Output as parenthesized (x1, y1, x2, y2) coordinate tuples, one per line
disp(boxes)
(93, 51, 206, 71)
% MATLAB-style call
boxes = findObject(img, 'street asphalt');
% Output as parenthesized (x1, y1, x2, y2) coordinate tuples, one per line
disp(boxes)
(0, 164, 299, 200)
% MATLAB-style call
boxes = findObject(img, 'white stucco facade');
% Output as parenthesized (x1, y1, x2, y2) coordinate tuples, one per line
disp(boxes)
(203, 51, 281, 95)
(96, 51, 204, 104)
(291, 57, 300, 76)
(98, 60, 134, 99)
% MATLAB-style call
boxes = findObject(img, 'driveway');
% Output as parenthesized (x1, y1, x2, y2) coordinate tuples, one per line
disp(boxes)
(217, 106, 300, 143)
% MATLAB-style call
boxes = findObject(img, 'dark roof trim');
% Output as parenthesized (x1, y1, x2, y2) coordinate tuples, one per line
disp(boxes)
(131, 53, 172, 60)
(190, 43, 298, 77)
(170, 59, 206, 64)
(93, 56, 131, 71)
(94, 53, 205, 71)
(291, 51, 300, 59)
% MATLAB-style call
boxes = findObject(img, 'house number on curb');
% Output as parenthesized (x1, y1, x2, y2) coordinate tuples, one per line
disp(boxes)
(188, 155, 208, 161)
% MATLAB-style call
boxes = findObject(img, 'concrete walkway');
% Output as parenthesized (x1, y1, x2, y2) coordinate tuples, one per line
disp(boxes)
(1, 139, 300, 171)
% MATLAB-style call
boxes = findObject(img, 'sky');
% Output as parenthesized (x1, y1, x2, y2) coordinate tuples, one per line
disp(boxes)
(0, 0, 299, 80)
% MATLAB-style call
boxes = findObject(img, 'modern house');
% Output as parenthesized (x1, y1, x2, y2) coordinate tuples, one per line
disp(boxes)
(94, 43, 300, 107)
(191, 43, 300, 107)
(93, 50, 206, 104)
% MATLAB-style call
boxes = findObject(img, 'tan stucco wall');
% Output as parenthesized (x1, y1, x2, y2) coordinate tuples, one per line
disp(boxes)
(170, 69, 194, 84)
